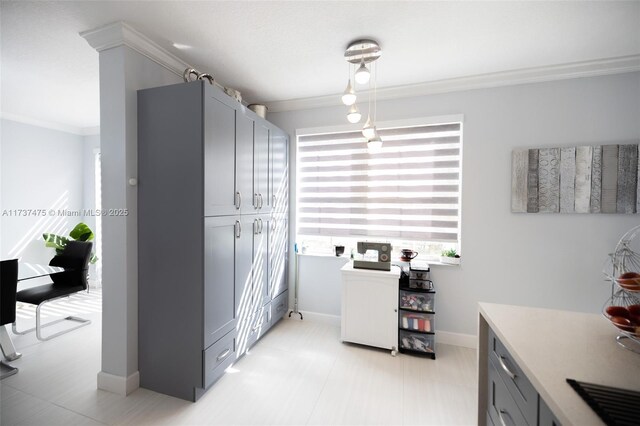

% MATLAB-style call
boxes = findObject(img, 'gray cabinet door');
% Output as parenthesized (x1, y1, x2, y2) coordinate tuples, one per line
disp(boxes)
(269, 215, 288, 299)
(539, 397, 562, 426)
(253, 215, 270, 307)
(269, 127, 288, 299)
(204, 94, 237, 217)
(234, 215, 254, 357)
(204, 216, 238, 349)
(236, 112, 254, 214)
(254, 123, 270, 212)
(270, 128, 288, 213)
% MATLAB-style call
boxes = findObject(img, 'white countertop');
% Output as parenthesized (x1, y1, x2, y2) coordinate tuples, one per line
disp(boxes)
(340, 261, 401, 277)
(479, 303, 640, 425)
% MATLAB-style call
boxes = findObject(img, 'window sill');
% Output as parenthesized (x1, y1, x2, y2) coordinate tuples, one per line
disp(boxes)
(295, 252, 461, 267)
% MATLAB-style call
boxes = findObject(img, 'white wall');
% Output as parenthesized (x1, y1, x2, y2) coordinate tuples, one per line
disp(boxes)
(94, 43, 181, 392)
(0, 119, 85, 265)
(269, 72, 640, 336)
(83, 133, 101, 283)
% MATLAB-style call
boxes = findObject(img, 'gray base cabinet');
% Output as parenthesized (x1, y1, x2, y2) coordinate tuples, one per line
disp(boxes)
(485, 328, 561, 426)
(138, 81, 289, 402)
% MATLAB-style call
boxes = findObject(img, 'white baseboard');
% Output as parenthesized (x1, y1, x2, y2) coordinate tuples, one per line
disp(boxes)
(286, 310, 341, 326)
(287, 311, 477, 349)
(97, 370, 139, 396)
(436, 330, 477, 349)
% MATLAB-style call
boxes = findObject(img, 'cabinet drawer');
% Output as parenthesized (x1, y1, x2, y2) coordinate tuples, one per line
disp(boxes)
(539, 397, 562, 426)
(408, 279, 433, 290)
(399, 330, 435, 354)
(271, 290, 288, 323)
(488, 328, 537, 424)
(399, 290, 435, 312)
(247, 306, 271, 348)
(203, 329, 236, 388)
(488, 357, 529, 426)
(399, 311, 434, 333)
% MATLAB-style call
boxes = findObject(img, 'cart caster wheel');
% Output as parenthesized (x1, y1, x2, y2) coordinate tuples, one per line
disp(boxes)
(391, 347, 397, 357)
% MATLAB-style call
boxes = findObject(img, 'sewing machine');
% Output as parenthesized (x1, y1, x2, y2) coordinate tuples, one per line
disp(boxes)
(353, 241, 392, 271)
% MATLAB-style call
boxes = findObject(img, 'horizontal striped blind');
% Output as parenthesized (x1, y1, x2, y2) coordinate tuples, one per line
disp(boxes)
(297, 122, 462, 243)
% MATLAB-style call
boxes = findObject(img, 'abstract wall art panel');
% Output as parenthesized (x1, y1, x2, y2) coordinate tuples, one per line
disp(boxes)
(511, 143, 639, 214)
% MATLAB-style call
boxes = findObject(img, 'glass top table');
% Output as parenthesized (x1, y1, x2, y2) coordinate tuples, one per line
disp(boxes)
(18, 263, 64, 281)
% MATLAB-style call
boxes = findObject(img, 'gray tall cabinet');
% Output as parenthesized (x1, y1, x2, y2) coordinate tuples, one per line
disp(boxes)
(138, 81, 289, 401)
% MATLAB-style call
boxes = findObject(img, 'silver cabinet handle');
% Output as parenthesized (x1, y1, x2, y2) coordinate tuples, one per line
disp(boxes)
(253, 219, 259, 235)
(235, 220, 241, 238)
(259, 194, 263, 209)
(497, 409, 513, 426)
(498, 355, 517, 380)
(254, 193, 259, 209)
(272, 194, 276, 207)
(252, 316, 266, 331)
(259, 218, 263, 234)
(235, 191, 241, 209)
(216, 348, 231, 362)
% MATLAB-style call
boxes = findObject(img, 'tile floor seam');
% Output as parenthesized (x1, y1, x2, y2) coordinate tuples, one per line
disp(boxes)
(303, 352, 339, 426)
(1, 382, 108, 426)
(48, 400, 111, 426)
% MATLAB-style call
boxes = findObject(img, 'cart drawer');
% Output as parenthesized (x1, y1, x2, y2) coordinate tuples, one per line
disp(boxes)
(399, 290, 435, 312)
(409, 269, 430, 280)
(399, 311, 434, 333)
(408, 279, 433, 290)
(399, 330, 435, 353)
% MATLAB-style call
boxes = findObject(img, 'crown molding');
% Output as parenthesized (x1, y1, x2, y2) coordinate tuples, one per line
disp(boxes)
(266, 55, 640, 113)
(80, 21, 190, 78)
(1, 113, 99, 136)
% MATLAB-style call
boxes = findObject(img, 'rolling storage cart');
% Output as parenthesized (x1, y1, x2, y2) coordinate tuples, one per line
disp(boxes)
(398, 265, 436, 359)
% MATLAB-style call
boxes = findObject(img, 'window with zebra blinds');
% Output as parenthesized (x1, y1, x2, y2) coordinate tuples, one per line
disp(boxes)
(296, 118, 462, 260)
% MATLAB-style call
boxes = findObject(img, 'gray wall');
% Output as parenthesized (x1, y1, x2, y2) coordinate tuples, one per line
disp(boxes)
(269, 72, 640, 336)
(0, 119, 86, 265)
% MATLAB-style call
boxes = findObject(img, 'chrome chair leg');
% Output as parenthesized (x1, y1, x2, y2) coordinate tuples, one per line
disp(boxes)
(0, 326, 21, 361)
(0, 360, 19, 379)
(12, 296, 91, 341)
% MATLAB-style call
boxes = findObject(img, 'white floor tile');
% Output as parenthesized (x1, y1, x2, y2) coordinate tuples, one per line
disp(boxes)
(1, 298, 478, 426)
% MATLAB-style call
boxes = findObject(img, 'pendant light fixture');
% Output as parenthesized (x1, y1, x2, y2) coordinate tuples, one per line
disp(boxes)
(354, 59, 370, 85)
(347, 104, 361, 123)
(341, 39, 382, 147)
(341, 63, 356, 106)
(341, 80, 356, 106)
(362, 117, 375, 139)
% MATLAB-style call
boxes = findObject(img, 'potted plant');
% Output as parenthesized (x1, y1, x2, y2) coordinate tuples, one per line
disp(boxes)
(440, 248, 461, 265)
(43, 222, 98, 264)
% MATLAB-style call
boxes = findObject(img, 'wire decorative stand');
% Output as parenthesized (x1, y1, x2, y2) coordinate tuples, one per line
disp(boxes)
(603, 225, 640, 354)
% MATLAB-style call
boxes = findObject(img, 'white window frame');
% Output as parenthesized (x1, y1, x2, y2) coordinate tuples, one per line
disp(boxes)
(294, 114, 463, 260)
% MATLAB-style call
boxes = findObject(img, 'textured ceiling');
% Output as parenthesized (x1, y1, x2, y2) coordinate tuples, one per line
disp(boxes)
(1, 1, 639, 130)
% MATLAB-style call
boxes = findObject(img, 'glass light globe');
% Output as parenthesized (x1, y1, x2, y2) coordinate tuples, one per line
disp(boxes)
(341, 80, 356, 106)
(362, 122, 376, 140)
(367, 136, 383, 151)
(355, 62, 370, 85)
(347, 104, 361, 123)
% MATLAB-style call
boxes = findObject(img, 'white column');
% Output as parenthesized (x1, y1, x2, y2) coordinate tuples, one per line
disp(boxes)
(81, 22, 188, 395)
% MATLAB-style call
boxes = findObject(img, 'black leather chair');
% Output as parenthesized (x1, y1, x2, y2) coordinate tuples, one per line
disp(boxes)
(1, 259, 20, 379)
(13, 241, 93, 341)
